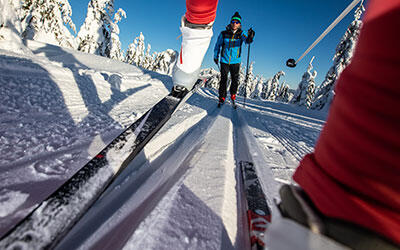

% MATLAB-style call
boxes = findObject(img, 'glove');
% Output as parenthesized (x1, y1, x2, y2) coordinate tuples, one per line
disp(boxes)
(214, 58, 219, 65)
(247, 28, 255, 43)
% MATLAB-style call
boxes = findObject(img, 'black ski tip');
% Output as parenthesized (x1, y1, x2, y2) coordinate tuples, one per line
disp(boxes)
(286, 58, 296, 68)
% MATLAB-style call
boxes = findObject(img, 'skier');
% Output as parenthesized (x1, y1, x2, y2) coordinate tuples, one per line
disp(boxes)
(170, 0, 218, 97)
(173, 0, 399, 249)
(213, 12, 255, 107)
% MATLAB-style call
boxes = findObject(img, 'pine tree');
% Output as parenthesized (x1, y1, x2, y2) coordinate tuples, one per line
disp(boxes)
(276, 82, 292, 103)
(238, 61, 255, 98)
(264, 71, 285, 100)
(250, 76, 265, 99)
(291, 56, 317, 108)
(143, 44, 154, 69)
(106, 7, 126, 60)
(0, 0, 22, 40)
(200, 68, 220, 89)
(134, 32, 145, 67)
(21, 0, 77, 49)
(125, 32, 156, 69)
(151, 49, 177, 75)
(77, 0, 125, 58)
(311, 1, 365, 111)
(124, 37, 137, 64)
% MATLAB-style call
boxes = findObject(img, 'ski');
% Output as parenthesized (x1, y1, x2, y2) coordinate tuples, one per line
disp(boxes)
(240, 161, 271, 250)
(0, 79, 204, 249)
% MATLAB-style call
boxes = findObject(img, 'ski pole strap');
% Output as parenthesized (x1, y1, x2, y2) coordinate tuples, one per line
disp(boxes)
(295, 0, 362, 65)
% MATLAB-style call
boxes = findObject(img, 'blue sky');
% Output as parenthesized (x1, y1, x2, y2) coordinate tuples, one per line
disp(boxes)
(69, 0, 365, 88)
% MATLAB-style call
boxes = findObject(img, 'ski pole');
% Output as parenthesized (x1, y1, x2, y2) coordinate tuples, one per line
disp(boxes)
(243, 42, 251, 108)
(286, 0, 362, 68)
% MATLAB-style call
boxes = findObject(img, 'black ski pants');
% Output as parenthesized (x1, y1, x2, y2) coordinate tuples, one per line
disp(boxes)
(218, 62, 240, 102)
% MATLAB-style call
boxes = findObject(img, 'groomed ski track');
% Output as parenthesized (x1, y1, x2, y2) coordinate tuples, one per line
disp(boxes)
(54, 88, 324, 250)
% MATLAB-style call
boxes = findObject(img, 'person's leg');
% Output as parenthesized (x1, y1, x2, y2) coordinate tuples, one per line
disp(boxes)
(172, 0, 219, 93)
(186, 0, 219, 25)
(218, 63, 229, 102)
(291, 0, 400, 246)
(229, 63, 240, 100)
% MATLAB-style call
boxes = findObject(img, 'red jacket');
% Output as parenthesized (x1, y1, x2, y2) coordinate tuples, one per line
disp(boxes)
(293, 0, 400, 245)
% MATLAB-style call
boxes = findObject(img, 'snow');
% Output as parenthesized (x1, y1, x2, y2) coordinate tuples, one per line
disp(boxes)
(0, 190, 29, 218)
(0, 39, 326, 248)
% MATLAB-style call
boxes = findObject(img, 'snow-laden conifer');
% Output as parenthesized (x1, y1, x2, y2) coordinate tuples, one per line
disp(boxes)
(311, 1, 364, 111)
(291, 56, 317, 108)
(0, 0, 22, 34)
(265, 71, 285, 101)
(238, 61, 255, 98)
(125, 32, 147, 67)
(250, 76, 264, 99)
(276, 81, 292, 103)
(143, 44, 154, 69)
(200, 68, 220, 89)
(151, 49, 177, 75)
(106, 7, 126, 60)
(77, 0, 125, 58)
(21, 0, 77, 49)
(0, 0, 33, 54)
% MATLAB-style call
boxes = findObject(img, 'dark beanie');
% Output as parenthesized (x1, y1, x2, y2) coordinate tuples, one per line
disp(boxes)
(231, 12, 242, 23)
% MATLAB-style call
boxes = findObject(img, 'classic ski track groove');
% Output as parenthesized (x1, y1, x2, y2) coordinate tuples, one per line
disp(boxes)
(238, 100, 321, 163)
(260, 120, 316, 162)
(55, 102, 223, 249)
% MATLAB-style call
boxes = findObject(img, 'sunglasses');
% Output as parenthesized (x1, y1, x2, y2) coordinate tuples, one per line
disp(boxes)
(231, 20, 241, 24)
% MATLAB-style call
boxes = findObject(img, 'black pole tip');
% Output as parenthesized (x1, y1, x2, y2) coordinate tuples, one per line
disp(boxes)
(286, 59, 296, 68)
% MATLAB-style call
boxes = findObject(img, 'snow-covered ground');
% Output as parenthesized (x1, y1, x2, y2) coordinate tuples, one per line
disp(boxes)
(0, 40, 327, 248)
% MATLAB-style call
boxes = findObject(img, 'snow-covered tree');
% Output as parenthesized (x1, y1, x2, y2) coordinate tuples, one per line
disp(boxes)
(0, 0, 25, 52)
(125, 32, 147, 67)
(142, 44, 154, 69)
(200, 67, 220, 89)
(276, 82, 292, 103)
(312, 1, 365, 111)
(250, 76, 265, 99)
(238, 61, 255, 98)
(265, 71, 285, 101)
(291, 56, 317, 108)
(21, 0, 77, 49)
(77, 0, 125, 58)
(151, 49, 177, 75)
(106, 7, 126, 60)
(0, 0, 21, 35)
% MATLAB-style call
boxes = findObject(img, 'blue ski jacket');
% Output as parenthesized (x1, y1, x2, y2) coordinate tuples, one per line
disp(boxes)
(214, 26, 250, 65)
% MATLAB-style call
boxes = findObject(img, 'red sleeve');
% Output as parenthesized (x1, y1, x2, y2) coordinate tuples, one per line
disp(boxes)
(293, 0, 400, 244)
(185, 0, 219, 24)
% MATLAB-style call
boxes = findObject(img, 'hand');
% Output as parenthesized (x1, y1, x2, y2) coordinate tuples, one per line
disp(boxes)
(247, 28, 255, 43)
(214, 58, 219, 65)
(248, 28, 255, 39)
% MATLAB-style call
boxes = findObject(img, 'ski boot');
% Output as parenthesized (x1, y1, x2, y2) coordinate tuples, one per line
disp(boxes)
(266, 185, 400, 250)
(170, 85, 189, 98)
(231, 94, 237, 109)
(172, 16, 213, 92)
(217, 97, 225, 108)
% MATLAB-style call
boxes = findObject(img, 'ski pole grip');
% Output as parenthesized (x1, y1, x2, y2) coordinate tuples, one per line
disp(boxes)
(286, 59, 296, 68)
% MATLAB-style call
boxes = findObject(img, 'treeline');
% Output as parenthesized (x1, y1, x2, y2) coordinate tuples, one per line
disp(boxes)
(0, 0, 176, 75)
